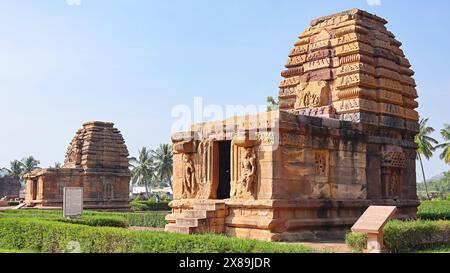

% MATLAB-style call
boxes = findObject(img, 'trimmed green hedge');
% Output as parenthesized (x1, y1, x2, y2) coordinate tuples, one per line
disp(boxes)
(56, 216, 129, 228)
(131, 200, 170, 211)
(384, 220, 450, 252)
(418, 201, 450, 220)
(0, 218, 313, 253)
(0, 210, 169, 228)
(0, 211, 129, 228)
(346, 220, 450, 253)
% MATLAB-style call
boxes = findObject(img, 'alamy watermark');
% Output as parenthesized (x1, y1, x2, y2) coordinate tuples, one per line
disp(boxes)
(171, 97, 280, 151)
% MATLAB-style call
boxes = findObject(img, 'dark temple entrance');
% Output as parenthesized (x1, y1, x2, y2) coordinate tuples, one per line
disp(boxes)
(217, 141, 231, 199)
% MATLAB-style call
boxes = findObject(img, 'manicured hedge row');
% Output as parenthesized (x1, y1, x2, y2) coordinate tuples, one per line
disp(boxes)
(418, 201, 450, 220)
(130, 200, 170, 211)
(384, 220, 450, 252)
(0, 218, 313, 253)
(56, 216, 129, 228)
(101, 212, 168, 228)
(0, 211, 129, 228)
(346, 220, 450, 253)
(1, 210, 169, 228)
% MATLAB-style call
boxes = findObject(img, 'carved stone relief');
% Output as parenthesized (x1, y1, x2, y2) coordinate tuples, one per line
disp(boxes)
(294, 81, 330, 109)
(231, 138, 258, 200)
(235, 147, 257, 199)
(182, 153, 198, 199)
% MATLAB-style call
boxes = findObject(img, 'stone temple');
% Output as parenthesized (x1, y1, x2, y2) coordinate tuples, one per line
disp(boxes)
(165, 9, 420, 241)
(0, 176, 21, 200)
(24, 122, 131, 210)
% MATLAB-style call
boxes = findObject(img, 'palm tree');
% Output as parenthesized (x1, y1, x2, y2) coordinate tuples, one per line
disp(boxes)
(20, 156, 41, 176)
(50, 162, 62, 169)
(436, 124, 450, 165)
(129, 147, 156, 198)
(152, 144, 173, 190)
(266, 96, 279, 112)
(2, 160, 23, 178)
(415, 118, 439, 199)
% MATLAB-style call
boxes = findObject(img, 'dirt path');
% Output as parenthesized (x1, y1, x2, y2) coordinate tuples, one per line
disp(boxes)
(128, 226, 165, 232)
(284, 240, 350, 253)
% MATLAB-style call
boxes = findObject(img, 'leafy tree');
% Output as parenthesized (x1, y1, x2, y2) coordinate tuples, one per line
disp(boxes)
(20, 156, 41, 176)
(415, 118, 439, 199)
(152, 144, 173, 190)
(129, 147, 156, 198)
(266, 96, 279, 112)
(49, 162, 62, 169)
(1, 160, 23, 178)
(436, 124, 450, 165)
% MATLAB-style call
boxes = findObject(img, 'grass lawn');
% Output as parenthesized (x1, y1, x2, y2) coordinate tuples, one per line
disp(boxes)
(0, 213, 313, 253)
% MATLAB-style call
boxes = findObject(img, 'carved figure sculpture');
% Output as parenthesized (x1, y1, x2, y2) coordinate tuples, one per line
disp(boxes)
(235, 147, 257, 199)
(182, 153, 197, 198)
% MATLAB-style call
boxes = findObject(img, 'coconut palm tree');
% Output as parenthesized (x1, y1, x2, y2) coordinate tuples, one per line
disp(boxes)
(129, 147, 156, 198)
(415, 118, 439, 199)
(266, 96, 279, 112)
(152, 144, 173, 190)
(20, 156, 41, 175)
(436, 124, 450, 165)
(2, 160, 23, 178)
(49, 162, 62, 169)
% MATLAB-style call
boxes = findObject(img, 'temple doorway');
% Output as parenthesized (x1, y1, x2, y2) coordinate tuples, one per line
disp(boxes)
(217, 141, 231, 199)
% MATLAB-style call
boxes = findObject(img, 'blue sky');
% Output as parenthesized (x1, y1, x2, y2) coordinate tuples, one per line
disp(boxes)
(0, 0, 449, 180)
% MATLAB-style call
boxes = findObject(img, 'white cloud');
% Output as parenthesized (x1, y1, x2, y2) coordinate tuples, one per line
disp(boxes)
(367, 0, 382, 6)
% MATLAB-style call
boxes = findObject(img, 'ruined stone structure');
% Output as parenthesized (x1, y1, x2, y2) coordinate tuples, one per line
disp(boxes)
(24, 122, 131, 210)
(166, 9, 420, 241)
(0, 176, 21, 199)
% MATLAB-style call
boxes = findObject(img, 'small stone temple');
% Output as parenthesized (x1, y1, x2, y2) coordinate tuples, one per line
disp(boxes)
(0, 176, 21, 199)
(24, 122, 131, 210)
(166, 9, 420, 241)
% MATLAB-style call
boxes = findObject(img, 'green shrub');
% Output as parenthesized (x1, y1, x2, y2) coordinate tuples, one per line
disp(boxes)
(0, 210, 129, 228)
(56, 216, 129, 228)
(130, 200, 149, 211)
(0, 218, 313, 253)
(345, 232, 367, 252)
(131, 200, 170, 211)
(7, 201, 19, 207)
(0, 209, 169, 228)
(418, 201, 450, 220)
(384, 220, 450, 252)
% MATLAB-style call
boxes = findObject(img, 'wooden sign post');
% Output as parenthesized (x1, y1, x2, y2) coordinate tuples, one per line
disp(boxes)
(351, 206, 397, 253)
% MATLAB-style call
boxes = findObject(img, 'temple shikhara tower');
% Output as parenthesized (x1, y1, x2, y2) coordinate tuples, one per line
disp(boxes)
(166, 9, 420, 241)
(24, 122, 131, 210)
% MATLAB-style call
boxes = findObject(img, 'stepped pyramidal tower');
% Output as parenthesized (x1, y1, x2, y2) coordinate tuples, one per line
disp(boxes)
(279, 8, 419, 129)
(25, 122, 131, 210)
(164, 9, 420, 241)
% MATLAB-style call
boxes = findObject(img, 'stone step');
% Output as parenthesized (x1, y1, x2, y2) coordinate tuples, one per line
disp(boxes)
(193, 202, 226, 211)
(165, 224, 195, 234)
(165, 213, 180, 222)
(176, 217, 207, 228)
(183, 209, 213, 219)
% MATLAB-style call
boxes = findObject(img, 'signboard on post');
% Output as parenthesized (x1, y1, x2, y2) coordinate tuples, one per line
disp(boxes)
(351, 206, 397, 253)
(63, 187, 83, 218)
